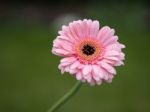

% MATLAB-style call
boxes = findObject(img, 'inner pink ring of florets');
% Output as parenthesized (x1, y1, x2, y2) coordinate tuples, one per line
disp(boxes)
(75, 38, 101, 63)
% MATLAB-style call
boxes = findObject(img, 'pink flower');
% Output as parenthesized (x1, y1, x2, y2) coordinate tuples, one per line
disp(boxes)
(52, 19, 125, 85)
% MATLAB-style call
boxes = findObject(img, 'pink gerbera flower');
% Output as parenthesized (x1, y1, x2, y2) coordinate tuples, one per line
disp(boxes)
(52, 19, 125, 85)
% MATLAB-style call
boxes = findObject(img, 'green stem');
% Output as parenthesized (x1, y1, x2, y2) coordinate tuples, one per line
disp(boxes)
(47, 81, 82, 112)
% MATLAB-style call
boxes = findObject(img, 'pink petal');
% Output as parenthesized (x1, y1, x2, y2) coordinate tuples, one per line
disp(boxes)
(100, 62, 116, 75)
(92, 65, 100, 81)
(82, 65, 91, 76)
(76, 72, 83, 80)
(89, 20, 99, 38)
(103, 36, 118, 46)
(77, 63, 84, 69)
(104, 56, 119, 61)
(60, 57, 76, 63)
(96, 80, 102, 85)
(104, 51, 120, 57)
(69, 22, 80, 40)
(70, 61, 80, 69)
(97, 26, 114, 43)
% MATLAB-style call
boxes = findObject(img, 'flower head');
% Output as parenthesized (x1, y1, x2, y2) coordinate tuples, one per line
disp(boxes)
(52, 19, 125, 85)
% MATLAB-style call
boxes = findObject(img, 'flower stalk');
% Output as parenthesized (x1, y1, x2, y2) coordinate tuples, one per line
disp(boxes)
(47, 81, 82, 112)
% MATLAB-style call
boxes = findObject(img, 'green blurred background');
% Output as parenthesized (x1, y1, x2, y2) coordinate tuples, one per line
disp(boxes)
(0, 0, 150, 112)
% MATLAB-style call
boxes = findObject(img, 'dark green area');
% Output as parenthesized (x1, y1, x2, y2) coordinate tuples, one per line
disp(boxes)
(0, 2, 150, 112)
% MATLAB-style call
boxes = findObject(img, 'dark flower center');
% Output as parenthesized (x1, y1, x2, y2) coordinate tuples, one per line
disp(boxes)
(82, 44, 95, 56)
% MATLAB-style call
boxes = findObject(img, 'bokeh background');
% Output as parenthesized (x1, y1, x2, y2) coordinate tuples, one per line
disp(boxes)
(0, 0, 150, 112)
